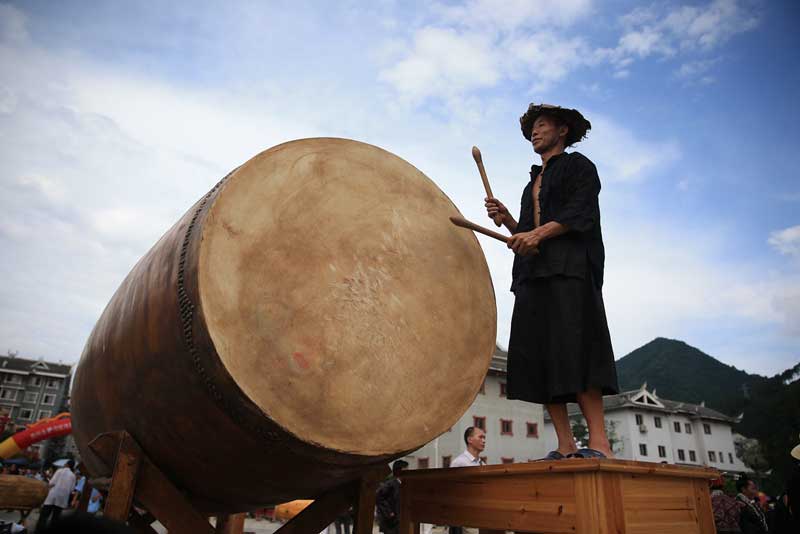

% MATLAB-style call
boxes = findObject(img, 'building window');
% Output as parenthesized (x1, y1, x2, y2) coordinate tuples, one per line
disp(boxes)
(658, 446, 667, 458)
(46, 379, 60, 389)
(42, 394, 55, 406)
(689, 450, 696, 462)
(685, 423, 692, 434)
(708, 451, 717, 462)
(30, 376, 42, 387)
(479, 380, 485, 395)
(499, 383, 507, 397)
(442, 456, 451, 468)
(417, 458, 429, 469)
(635, 414, 643, 425)
(729, 453, 734, 464)
(526, 422, 539, 438)
(37, 410, 52, 420)
(673, 421, 682, 433)
(719, 452, 724, 463)
(703, 424, 711, 435)
(23, 391, 38, 403)
(473, 416, 486, 431)
(501, 457, 514, 464)
(19, 408, 33, 420)
(0, 389, 18, 401)
(677, 449, 686, 461)
(654, 416, 662, 428)
(500, 419, 513, 436)
(3, 374, 22, 384)
(480, 456, 487, 465)
(639, 444, 648, 456)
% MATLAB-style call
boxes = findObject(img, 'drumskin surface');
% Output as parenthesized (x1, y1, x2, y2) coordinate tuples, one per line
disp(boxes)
(71, 138, 496, 512)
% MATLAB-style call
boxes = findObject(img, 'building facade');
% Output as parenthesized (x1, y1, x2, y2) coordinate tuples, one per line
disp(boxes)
(543, 384, 749, 472)
(0, 353, 72, 428)
(403, 346, 546, 468)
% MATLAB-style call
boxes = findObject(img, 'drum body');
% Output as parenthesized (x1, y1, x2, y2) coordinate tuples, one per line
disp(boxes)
(0, 475, 48, 510)
(71, 138, 496, 512)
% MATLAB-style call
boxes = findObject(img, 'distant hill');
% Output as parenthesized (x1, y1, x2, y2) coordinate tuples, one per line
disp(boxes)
(616, 337, 765, 417)
(617, 337, 800, 494)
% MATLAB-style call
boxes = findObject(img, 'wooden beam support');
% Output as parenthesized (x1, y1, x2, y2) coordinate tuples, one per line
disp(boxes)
(274, 481, 358, 534)
(353, 466, 389, 534)
(89, 431, 215, 534)
(215, 513, 246, 534)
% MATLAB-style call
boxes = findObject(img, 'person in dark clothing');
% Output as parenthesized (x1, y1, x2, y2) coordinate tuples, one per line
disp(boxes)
(375, 460, 408, 534)
(485, 104, 618, 460)
(736, 477, 769, 533)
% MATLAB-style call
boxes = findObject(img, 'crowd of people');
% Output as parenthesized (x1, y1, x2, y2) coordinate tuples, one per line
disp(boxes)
(1, 459, 104, 533)
(711, 473, 800, 533)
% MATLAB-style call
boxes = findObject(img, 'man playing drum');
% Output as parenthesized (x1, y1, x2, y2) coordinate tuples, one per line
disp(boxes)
(485, 104, 619, 459)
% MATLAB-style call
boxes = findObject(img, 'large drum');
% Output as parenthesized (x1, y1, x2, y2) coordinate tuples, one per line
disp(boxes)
(71, 138, 496, 512)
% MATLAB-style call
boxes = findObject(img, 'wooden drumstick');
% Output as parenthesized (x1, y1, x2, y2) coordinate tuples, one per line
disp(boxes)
(472, 146, 503, 227)
(449, 216, 509, 243)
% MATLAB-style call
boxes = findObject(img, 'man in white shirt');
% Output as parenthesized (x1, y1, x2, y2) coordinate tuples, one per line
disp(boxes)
(448, 427, 486, 534)
(36, 459, 77, 531)
(450, 427, 486, 468)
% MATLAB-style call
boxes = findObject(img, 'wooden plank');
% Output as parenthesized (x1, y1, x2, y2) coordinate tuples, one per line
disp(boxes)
(409, 497, 577, 532)
(104, 432, 143, 521)
(215, 513, 246, 534)
(89, 431, 214, 534)
(597, 472, 625, 534)
(626, 521, 700, 534)
(135, 459, 215, 534)
(399, 479, 417, 534)
(274, 481, 357, 534)
(692, 479, 716, 534)
(412, 473, 576, 502)
(574, 472, 602, 534)
(400, 459, 718, 481)
(354, 468, 388, 534)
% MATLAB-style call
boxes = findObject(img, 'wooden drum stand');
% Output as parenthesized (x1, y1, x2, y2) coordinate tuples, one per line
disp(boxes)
(80, 431, 387, 534)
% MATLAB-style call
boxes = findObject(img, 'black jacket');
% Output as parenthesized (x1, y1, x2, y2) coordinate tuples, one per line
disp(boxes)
(511, 151, 605, 291)
(376, 477, 401, 529)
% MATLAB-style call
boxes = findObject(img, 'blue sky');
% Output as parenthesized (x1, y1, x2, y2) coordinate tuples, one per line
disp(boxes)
(1, 0, 798, 376)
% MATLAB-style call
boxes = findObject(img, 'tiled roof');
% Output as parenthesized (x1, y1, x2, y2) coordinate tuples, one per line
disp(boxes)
(488, 345, 508, 374)
(0, 355, 72, 376)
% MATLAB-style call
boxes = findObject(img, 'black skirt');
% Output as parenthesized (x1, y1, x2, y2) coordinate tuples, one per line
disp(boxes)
(507, 269, 618, 404)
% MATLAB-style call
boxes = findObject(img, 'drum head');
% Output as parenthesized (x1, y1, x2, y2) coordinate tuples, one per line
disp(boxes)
(199, 138, 496, 455)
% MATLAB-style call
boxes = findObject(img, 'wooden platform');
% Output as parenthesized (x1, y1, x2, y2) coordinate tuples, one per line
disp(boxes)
(399, 459, 718, 534)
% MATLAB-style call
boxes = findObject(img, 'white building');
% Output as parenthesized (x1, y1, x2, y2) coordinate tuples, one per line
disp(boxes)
(403, 346, 546, 468)
(543, 384, 749, 472)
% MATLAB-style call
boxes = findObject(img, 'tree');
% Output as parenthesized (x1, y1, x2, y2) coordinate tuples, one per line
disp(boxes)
(571, 420, 588, 447)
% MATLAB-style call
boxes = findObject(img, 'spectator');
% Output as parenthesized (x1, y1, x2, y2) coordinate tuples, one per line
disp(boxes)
(710, 477, 741, 533)
(376, 460, 408, 534)
(736, 477, 769, 534)
(36, 460, 76, 532)
(450, 427, 486, 468)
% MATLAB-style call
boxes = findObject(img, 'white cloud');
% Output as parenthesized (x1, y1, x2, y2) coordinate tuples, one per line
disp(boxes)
(433, 0, 592, 31)
(379, 27, 500, 101)
(603, 0, 761, 75)
(768, 225, 800, 258)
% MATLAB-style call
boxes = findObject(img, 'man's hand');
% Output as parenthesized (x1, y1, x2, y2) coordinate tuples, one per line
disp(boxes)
(484, 197, 509, 224)
(507, 230, 542, 255)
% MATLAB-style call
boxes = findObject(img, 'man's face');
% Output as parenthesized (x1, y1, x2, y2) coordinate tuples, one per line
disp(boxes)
(745, 480, 758, 498)
(531, 115, 568, 155)
(468, 428, 486, 452)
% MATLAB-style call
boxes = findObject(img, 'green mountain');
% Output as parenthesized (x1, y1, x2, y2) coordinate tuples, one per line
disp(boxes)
(616, 337, 764, 416)
(617, 337, 800, 495)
